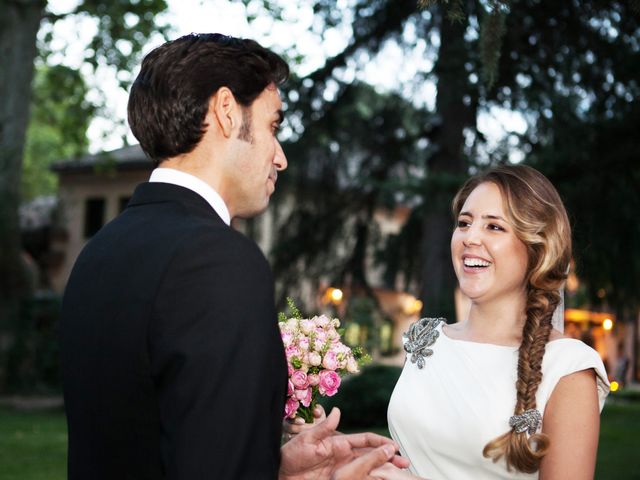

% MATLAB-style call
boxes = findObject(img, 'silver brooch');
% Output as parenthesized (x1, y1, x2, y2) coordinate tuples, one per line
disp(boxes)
(509, 409, 542, 435)
(403, 317, 444, 369)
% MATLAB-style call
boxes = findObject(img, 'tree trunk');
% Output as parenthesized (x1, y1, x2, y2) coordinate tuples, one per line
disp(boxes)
(0, 0, 46, 390)
(419, 12, 475, 321)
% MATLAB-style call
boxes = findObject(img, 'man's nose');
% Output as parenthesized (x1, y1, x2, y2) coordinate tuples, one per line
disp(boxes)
(274, 139, 287, 171)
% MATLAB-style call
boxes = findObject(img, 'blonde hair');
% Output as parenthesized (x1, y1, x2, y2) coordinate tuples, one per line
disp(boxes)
(452, 164, 572, 473)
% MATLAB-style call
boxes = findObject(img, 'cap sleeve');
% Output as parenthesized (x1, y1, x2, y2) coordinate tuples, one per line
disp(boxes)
(538, 339, 610, 413)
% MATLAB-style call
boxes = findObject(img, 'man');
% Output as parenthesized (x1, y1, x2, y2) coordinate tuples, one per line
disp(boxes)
(61, 33, 409, 479)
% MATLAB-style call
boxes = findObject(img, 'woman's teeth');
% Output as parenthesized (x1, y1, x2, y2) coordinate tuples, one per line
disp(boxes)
(464, 258, 491, 267)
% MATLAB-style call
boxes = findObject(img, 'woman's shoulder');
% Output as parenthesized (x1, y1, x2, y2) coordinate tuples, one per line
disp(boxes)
(402, 317, 446, 369)
(542, 334, 610, 410)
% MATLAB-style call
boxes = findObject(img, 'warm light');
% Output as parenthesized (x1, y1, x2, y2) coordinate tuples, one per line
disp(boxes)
(322, 287, 344, 305)
(603, 318, 613, 331)
(566, 272, 579, 293)
(610, 381, 619, 392)
(402, 295, 423, 315)
(330, 288, 343, 303)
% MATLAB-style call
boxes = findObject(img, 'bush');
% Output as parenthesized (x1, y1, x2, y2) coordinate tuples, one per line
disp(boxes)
(320, 364, 402, 429)
(6, 293, 62, 393)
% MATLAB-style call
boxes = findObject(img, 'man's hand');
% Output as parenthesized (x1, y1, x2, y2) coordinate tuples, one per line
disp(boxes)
(282, 404, 326, 443)
(279, 407, 410, 480)
(370, 463, 427, 479)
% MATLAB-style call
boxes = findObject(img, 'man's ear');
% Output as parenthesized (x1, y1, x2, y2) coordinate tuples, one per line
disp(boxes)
(210, 87, 238, 138)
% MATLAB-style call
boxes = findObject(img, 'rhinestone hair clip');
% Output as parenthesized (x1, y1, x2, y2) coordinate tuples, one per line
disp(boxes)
(509, 409, 542, 435)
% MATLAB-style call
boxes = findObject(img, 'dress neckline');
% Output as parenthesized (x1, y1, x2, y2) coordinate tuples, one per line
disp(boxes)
(440, 322, 580, 350)
(440, 322, 519, 350)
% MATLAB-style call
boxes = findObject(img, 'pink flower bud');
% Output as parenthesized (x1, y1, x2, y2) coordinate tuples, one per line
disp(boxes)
(298, 336, 310, 351)
(315, 315, 330, 328)
(284, 397, 300, 419)
(295, 388, 312, 407)
(347, 357, 359, 373)
(308, 351, 322, 366)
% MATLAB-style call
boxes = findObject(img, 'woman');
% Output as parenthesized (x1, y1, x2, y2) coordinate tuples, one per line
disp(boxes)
(387, 165, 609, 479)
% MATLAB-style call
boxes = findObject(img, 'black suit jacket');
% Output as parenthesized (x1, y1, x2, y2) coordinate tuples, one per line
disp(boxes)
(61, 182, 287, 479)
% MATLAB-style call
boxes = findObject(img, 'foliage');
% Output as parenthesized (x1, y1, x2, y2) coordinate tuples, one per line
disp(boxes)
(6, 294, 62, 393)
(244, 0, 640, 327)
(0, 0, 170, 393)
(530, 104, 640, 315)
(319, 365, 402, 428)
(22, 65, 96, 200)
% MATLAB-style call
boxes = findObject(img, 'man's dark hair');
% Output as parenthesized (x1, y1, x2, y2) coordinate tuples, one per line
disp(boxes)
(128, 33, 289, 166)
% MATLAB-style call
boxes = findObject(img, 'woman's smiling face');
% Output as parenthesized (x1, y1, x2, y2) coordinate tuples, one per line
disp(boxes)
(451, 181, 529, 305)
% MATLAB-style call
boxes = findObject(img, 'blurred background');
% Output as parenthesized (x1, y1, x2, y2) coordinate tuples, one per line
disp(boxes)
(0, 0, 639, 478)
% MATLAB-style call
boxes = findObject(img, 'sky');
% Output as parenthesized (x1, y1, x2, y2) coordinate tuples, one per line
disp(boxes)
(44, 0, 526, 157)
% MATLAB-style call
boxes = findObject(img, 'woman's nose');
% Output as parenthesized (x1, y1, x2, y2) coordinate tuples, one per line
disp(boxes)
(463, 225, 482, 246)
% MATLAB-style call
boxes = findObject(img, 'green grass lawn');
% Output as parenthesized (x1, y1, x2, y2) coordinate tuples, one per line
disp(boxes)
(0, 400, 638, 479)
(596, 400, 640, 479)
(0, 407, 67, 480)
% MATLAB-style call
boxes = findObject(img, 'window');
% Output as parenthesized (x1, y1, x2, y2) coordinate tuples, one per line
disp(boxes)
(84, 197, 105, 238)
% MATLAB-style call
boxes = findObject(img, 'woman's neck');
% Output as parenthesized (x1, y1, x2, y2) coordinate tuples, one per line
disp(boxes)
(458, 295, 527, 346)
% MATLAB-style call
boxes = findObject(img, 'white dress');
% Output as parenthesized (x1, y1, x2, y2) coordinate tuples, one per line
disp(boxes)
(387, 319, 609, 480)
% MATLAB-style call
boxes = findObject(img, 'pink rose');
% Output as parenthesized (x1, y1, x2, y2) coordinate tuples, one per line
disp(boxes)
(281, 331, 293, 347)
(308, 373, 320, 386)
(322, 351, 339, 371)
(347, 357, 359, 373)
(315, 315, 330, 328)
(286, 318, 298, 331)
(285, 397, 300, 419)
(308, 351, 322, 366)
(295, 387, 312, 407)
(298, 336, 310, 351)
(291, 370, 309, 389)
(318, 370, 341, 397)
(285, 344, 300, 359)
(313, 330, 327, 350)
(288, 379, 294, 396)
(300, 319, 315, 335)
(287, 363, 294, 376)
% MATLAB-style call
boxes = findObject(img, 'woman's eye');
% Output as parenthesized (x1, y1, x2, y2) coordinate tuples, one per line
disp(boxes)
(457, 220, 470, 228)
(488, 223, 505, 231)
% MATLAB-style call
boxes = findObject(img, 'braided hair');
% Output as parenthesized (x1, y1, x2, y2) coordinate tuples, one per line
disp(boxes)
(452, 165, 571, 473)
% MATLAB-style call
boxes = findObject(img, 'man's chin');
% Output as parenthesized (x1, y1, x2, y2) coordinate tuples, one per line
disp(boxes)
(235, 200, 270, 220)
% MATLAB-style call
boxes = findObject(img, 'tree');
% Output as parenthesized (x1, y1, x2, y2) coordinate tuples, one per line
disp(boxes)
(0, 0, 169, 389)
(242, 0, 640, 327)
(22, 64, 96, 200)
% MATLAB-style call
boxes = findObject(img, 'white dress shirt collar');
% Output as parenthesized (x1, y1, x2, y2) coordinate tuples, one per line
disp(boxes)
(149, 168, 231, 226)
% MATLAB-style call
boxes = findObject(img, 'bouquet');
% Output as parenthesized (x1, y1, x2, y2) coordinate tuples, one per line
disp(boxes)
(278, 298, 368, 423)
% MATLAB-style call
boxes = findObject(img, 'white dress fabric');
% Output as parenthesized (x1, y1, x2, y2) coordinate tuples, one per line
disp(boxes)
(388, 319, 609, 480)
